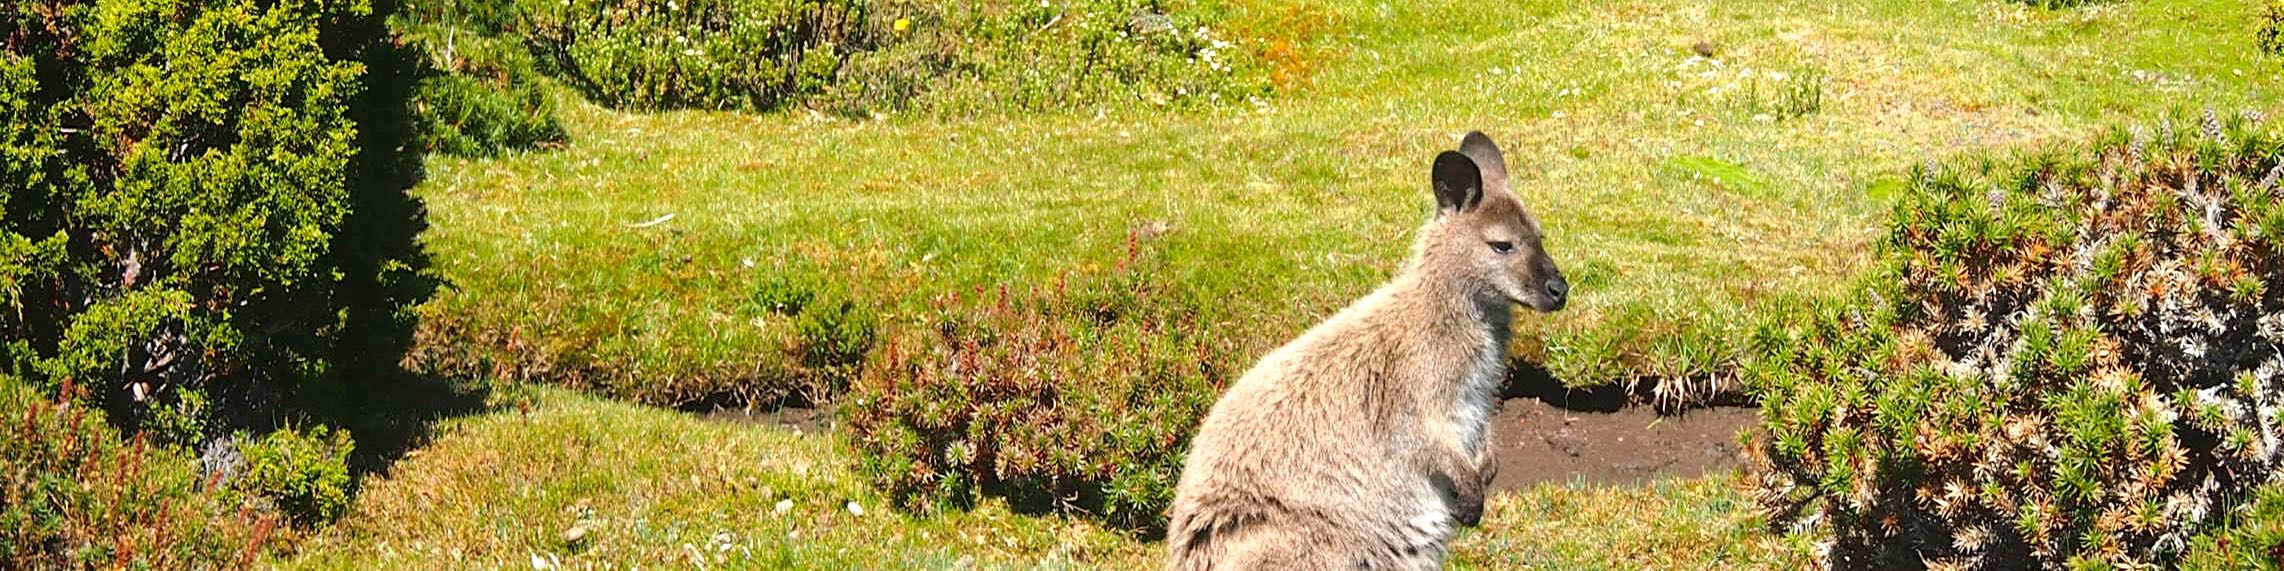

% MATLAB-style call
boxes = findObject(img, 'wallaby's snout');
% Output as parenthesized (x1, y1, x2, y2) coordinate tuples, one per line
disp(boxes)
(1543, 272, 1570, 310)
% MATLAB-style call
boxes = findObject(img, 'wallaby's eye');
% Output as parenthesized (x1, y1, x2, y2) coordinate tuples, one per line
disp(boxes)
(1487, 241, 1516, 254)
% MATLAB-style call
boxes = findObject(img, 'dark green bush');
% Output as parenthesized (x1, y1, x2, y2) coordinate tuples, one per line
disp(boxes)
(1749, 111, 2284, 569)
(1, 0, 439, 557)
(226, 426, 356, 526)
(0, 376, 261, 569)
(0, 0, 436, 495)
(844, 241, 1239, 531)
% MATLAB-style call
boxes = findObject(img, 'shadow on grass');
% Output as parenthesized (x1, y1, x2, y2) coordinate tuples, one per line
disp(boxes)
(336, 371, 491, 481)
(1500, 360, 1755, 414)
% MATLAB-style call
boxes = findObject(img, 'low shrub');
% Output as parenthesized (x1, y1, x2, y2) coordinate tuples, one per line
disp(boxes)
(225, 426, 356, 527)
(1748, 111, 2284, 569)
(747, 266, 879, 403)
(522, 0, 870, 111)
(405, 28, 567, 157)
(0, 377, 265, 569)
(403, 0, 1282, 115)
(823, 0, 1272, 116)
(843, 237, 1241, 531)
(2261, 0, 2284, 57)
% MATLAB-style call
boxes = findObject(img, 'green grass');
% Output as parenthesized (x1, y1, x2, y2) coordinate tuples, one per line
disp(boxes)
(318, 0, 2284, 567)
(277, 387, 1808, 569)
(406, 0, 2284, 406)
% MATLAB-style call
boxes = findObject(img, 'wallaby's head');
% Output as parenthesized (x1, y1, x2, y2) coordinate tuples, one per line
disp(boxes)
(1417, 131, 1568, 313)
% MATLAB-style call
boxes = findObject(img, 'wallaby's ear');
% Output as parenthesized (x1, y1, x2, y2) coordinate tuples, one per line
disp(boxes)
(1458, 131, 1508, 189)
(1432, 150, 1483, 215)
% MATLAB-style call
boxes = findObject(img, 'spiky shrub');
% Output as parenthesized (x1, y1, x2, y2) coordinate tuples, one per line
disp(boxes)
(0, 0, 434, 441)
(1750, 111, 2284, 570)
(0, 377, 266, 569)
(843, 239, 1240, 531)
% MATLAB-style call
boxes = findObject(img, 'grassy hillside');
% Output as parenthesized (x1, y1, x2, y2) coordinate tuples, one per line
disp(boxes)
(407, 0, 2284, 406)
(284, 0, 2284, 567)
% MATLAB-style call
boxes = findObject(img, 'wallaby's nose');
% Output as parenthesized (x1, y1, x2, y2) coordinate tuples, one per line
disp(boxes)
(1546, 277, 1570, 306)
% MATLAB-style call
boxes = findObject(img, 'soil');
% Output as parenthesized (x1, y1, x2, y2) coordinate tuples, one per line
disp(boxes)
(701, 404, 835, 433)
(1484, 396, 1757, 492)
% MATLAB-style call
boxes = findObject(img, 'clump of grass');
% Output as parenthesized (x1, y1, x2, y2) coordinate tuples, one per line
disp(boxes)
(1736, 67, 1825, 123)
(750, 265, 880, 403)
(406, 242, 905, 408)
(2179, 482, 2284, 570)
(1749, 111, 2284, 569)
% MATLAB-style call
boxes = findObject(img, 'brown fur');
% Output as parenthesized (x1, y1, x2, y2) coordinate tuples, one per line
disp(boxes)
(1166, 132, 1567, 570)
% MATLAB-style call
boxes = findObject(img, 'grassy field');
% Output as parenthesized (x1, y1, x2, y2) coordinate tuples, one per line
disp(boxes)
(406, 0, 2284, 405)
(295, 0, 2284, 567)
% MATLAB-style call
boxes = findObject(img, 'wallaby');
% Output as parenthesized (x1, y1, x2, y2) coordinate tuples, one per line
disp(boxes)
(1165, 131, 1568, 571)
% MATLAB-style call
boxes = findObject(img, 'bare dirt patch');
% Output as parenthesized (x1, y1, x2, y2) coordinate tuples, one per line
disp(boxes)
(699, 404, 835, 433)
(1486, 396, 1757, 492)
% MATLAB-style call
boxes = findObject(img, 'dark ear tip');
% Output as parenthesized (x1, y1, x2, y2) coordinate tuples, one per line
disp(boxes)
(1461, 131, 1494, 147)
(1433, 151, 1479, 178)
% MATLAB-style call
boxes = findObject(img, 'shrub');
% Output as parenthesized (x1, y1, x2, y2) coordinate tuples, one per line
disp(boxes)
(522, 0, 870, 111)
(225, 426, 356, 526)
(1748, 111, 2284, 569)
(0, 0, 434, 440)
(822, 0, 1272, 116)
(404, 0, 1280, 115)
(404, 27, 567, 157)
(843, 238, 1240, 531)
(0, 376, 265, 569)
(747, 267, 879, 403)
(2261, 0, 2284, 57)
